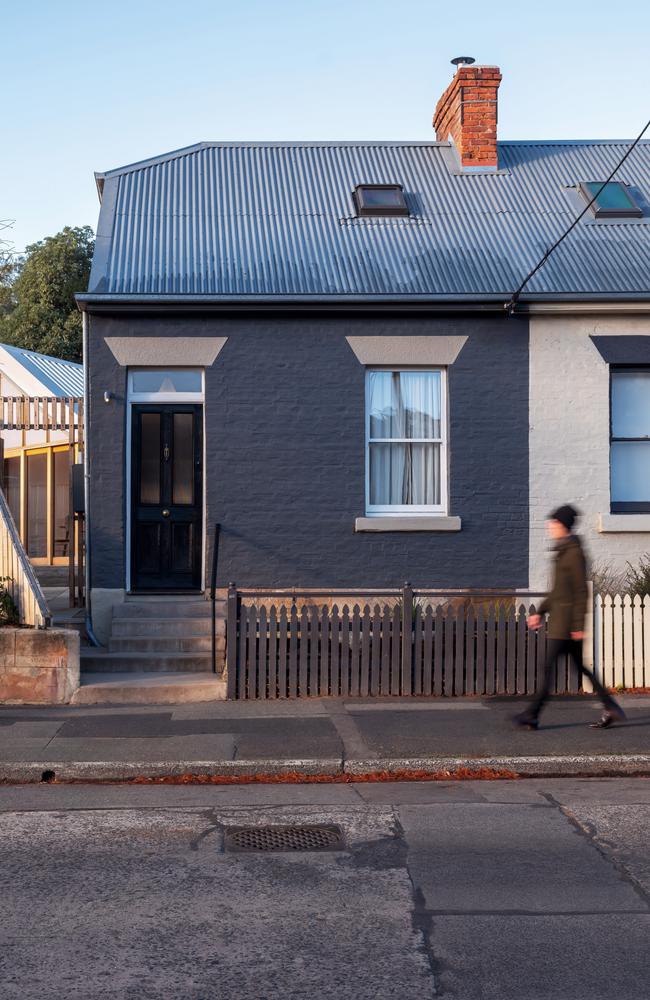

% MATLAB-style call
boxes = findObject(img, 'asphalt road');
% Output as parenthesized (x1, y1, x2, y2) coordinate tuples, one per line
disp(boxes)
(2, 778, 650, 999)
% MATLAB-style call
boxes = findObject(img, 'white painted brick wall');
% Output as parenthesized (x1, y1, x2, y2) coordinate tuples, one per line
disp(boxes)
(529, 315, 650, 592)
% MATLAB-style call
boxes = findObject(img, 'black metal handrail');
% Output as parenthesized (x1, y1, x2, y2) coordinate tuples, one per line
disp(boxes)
(210, 523, 221, 674)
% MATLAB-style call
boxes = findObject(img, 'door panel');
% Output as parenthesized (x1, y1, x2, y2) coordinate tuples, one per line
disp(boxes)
(172, 413, 194, 504)
(139, 413, 162, 505)
(171, 522, 194, 572)
(131, 405, 203, 591)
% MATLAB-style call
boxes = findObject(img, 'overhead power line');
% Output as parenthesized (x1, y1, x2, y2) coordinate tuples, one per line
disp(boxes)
(505, 117, 650, 313)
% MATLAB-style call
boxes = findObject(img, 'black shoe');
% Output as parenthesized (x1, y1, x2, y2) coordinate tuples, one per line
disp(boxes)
(589, 707, 626, 729)
(513, 712, 539, 730)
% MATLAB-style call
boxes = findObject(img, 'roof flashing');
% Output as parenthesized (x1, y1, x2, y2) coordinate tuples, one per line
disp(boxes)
(353, 184, 409, 218)
(579, 180, 643, 219)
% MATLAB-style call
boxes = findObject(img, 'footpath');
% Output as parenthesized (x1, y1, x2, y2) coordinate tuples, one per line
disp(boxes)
(0, 694, 649, 783)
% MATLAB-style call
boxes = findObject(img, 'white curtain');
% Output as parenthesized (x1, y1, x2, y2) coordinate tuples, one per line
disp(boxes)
(368, 372, 441, 506)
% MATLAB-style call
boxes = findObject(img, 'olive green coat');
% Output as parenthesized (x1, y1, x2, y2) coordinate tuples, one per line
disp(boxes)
(538, 536, 589, 640)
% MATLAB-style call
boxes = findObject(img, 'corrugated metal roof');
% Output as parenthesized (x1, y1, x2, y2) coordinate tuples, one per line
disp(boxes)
(0, 344, 84, 396)
(89, 140, 650, 299)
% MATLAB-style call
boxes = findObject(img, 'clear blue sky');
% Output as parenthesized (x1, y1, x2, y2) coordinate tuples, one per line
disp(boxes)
(3, 0, 650, 254)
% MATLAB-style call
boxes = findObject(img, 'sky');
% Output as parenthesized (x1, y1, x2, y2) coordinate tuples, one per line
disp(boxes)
(3, 0, 650, 255)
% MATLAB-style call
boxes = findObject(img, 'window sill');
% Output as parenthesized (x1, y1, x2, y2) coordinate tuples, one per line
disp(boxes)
(355, 516, 462, 533)
(599, 513, 650, 533)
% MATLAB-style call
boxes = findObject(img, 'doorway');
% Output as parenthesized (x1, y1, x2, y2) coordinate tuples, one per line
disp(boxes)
(130, 404, 203, 591)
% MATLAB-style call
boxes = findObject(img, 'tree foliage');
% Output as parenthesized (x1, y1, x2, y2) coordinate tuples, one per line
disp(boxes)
(0, 226, 94, 362)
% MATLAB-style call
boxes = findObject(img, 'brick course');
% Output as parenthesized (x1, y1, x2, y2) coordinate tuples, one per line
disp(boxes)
(433, 65, 502, 168)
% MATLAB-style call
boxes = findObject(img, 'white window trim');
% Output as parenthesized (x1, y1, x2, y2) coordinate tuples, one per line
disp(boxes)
(364, 367, 449, 516)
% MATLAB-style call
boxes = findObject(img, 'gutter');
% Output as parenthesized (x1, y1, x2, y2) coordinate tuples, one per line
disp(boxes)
(82, 311, 100, 647)
(75, 293, 650, 315)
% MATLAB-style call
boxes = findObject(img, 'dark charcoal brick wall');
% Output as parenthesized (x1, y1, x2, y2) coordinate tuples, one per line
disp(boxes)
(88, 312, 529, 591)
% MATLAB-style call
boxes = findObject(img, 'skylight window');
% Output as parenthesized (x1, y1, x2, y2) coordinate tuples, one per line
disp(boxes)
(354, 185, 409, 218)
(579, 181, 642, 219)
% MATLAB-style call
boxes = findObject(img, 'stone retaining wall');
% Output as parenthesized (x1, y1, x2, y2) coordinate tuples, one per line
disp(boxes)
(0, 629, 80, 704)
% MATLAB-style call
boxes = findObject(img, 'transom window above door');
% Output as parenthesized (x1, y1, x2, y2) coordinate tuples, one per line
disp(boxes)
(128, 369, 204, 402)
(611, 369, 650, 512)
(366, 369, 447, 514)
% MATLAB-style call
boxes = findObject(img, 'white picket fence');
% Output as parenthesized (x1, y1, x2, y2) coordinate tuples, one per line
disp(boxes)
(593, 593, 650, 690)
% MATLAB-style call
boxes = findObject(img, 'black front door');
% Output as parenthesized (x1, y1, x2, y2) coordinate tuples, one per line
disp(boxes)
(131, 404, 203, 591)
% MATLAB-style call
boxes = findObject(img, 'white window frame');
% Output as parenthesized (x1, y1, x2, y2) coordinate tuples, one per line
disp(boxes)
(365, 367, 448, 516)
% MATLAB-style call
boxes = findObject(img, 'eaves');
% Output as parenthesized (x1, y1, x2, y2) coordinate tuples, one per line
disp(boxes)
(75, 293, 650, 316)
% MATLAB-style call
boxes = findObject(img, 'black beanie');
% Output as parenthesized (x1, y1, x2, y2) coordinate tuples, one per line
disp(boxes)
(550, 504, 578, 531)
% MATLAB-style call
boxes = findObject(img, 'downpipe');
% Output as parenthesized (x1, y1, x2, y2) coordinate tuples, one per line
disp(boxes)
(82, 310, 101, 646)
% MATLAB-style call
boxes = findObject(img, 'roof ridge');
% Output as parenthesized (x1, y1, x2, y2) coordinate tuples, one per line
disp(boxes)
(96, 138, 650, 180)
(97, 140, 458, 178)
(0, 342, 82, 369)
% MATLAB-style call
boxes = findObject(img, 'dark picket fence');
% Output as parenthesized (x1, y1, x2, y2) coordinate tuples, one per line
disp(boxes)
(226, 585, 580, 700)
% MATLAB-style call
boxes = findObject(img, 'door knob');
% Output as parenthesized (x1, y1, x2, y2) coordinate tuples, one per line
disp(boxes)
(162, 509, 170, 517)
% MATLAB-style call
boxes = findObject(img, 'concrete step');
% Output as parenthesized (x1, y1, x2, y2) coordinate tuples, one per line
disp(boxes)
(33, 565, 69, 586)
(72, 671, 226, 705)
(80, 650, 214, 673)
(111, 617, 221, 637)
(113, 601, 220, 619)
(108, 635, 220, 653)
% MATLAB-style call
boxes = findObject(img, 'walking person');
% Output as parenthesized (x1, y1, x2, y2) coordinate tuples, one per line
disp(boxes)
(515, 505, 625, 730)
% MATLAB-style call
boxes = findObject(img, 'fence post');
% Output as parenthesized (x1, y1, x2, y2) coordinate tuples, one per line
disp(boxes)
(613, 595, 624, 688)
(401, 582, 413, 696)
(226, 582, 238, 699)
(582, 581, 594, 692)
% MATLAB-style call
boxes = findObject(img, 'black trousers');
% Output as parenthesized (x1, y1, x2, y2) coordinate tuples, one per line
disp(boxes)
(529, 638, 618, 718)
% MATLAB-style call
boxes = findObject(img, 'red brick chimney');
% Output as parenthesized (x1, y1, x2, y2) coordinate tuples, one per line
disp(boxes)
(433, 63, 502, 169)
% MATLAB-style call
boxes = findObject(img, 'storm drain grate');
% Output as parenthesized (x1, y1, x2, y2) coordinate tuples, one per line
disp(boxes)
(224, 824, 344, 853)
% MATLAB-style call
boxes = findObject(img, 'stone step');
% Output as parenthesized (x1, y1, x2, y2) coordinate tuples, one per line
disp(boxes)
(108, 635, 220, 653)
(113, 601, 220, 619)
(111, 617, 221, 637)
(80, 650, 214, 673)
(33, 565, 69, 587)
(72, 671, 226, 705)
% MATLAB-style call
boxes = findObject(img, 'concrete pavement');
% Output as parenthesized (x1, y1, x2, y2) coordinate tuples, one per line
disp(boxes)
(0, 695, 649, 781)
(1, 777, 649, 999)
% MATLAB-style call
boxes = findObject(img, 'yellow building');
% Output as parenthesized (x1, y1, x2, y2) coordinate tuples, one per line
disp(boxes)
(0, 344, 83, 567)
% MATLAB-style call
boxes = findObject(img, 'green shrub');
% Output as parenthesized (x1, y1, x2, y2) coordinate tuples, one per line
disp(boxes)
(0, 577, 20, 626)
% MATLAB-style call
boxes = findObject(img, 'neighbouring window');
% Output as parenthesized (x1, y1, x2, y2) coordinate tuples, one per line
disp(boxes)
(3, 457, 20, 526)
(53, 451, 70, 557)
(27, 452, 48, 558)
(366, 370, 446, 514)
(353, 185, 409, 218)
(579, 181, 642, 219)
(611, 369, 650, 512)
